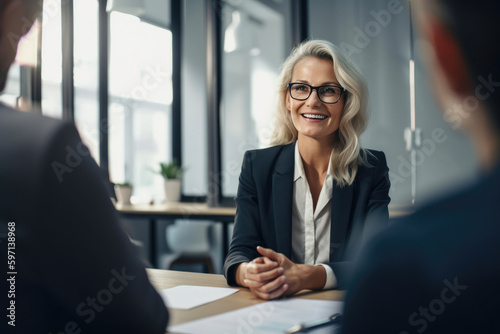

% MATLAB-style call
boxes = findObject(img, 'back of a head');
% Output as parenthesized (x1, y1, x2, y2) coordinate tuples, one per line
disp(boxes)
(431, 0, 500, 130)
(0, 0, 43, 28)
(0, 0, 42, 91)
(0, 0, 41, 12)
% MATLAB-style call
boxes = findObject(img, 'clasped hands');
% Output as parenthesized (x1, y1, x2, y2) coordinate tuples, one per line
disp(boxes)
(236, 246, 326, 300)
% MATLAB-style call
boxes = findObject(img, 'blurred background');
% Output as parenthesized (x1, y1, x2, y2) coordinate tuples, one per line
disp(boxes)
(0, 0, 477, 274)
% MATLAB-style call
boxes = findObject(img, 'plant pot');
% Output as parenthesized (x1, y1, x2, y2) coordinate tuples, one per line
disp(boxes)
(164, 179, 181, 202)
(114, 185, 132, 205)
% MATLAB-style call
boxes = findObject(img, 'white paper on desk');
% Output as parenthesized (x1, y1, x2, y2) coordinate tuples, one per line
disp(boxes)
(160, 285, 238, 310)
(169, 298, 343, 334)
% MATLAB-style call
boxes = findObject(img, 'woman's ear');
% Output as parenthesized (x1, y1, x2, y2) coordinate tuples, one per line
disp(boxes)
(285, 91, 291, 111)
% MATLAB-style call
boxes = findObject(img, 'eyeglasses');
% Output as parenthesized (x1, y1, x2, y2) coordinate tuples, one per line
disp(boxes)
(287, 82, 345, 104)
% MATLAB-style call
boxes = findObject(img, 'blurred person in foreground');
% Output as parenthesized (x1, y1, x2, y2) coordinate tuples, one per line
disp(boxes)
(224, 39, 391, 300)
(0, 1, 169, 333)
(342, 1, 500, 333)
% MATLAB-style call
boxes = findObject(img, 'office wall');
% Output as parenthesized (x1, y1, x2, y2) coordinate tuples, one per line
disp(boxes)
(308, 0, 476, 207)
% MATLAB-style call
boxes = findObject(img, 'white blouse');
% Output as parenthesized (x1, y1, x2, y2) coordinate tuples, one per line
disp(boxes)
(291, 142, 337, 289)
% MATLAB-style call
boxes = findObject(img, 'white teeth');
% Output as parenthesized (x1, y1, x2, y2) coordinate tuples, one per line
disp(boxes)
(302, 114, 327, 120)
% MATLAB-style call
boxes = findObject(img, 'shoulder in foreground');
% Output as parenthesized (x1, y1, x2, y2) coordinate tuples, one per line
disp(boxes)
(409, 165, 499, 227)
(371, 165, 500, 254)
(0, 104, 79, 155)
(0, 103, 72, 135)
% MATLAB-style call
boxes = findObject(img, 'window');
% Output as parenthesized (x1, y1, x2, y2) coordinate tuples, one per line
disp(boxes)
(41, 1, 63, 119)
(74, 0, 100, 162)
(108, 11, 173, 203)
(220, 0, 287, 197)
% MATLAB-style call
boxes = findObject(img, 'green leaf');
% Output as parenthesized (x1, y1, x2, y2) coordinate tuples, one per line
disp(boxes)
(157, 159, 183, 179)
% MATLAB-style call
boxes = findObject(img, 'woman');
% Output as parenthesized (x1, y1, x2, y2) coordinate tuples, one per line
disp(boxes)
(223, 40, 390, 300)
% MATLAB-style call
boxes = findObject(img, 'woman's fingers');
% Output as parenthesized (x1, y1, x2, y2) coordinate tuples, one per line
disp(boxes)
(261, 256, 276, 265)
(256, 246, 278, 260)
(252, 257, 265, 264)
(245, 274, 284, 292)
(246, 275, 289, 300)
(257, 246, 288, 267)
(246, 259, 278, 275)
(245, 266, 283, 283)
(253, 284, 288, 300)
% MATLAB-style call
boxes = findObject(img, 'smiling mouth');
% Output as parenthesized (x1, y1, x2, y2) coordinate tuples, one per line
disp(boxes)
(302, 114, 327, 120)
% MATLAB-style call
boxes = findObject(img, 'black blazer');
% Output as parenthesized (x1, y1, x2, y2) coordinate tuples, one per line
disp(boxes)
(224, 143, 391, 288)
(342, 163, 500, 333)
(0, 104, 168, 333)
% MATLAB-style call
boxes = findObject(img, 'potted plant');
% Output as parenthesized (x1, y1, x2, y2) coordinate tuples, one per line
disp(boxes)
(158, 160, 183, 202)
(114, 182, 133, 205)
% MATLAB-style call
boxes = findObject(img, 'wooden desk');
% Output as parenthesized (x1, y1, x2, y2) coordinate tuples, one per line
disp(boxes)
(146, 269, 345, 327)
(117, 202, 236, 268)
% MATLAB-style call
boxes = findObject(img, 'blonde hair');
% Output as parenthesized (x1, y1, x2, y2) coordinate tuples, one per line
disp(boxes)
(270, 40, 370, 187)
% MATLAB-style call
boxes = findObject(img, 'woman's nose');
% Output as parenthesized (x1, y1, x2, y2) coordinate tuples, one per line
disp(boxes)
(306, 88, 322, 106)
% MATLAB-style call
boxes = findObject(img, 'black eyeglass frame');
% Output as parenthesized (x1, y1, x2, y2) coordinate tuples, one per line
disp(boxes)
(287, 82, 346, 104)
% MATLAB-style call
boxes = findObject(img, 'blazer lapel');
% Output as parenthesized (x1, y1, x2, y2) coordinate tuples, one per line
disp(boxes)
(272, 143, 295, 258)
(330, 180, 354, 260)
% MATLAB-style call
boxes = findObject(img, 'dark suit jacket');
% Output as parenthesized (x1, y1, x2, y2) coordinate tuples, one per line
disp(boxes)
(342, 163, 500, 333)
(224, 143, 391, 288)
(0, 104, 168, 333)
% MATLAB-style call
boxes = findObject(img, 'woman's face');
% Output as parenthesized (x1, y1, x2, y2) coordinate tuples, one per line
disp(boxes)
(286, 56, 345, 144)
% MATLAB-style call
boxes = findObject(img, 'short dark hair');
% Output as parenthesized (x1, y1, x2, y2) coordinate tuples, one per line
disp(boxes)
(0, 0, 42, 14)
(432, 0, 500, 131)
